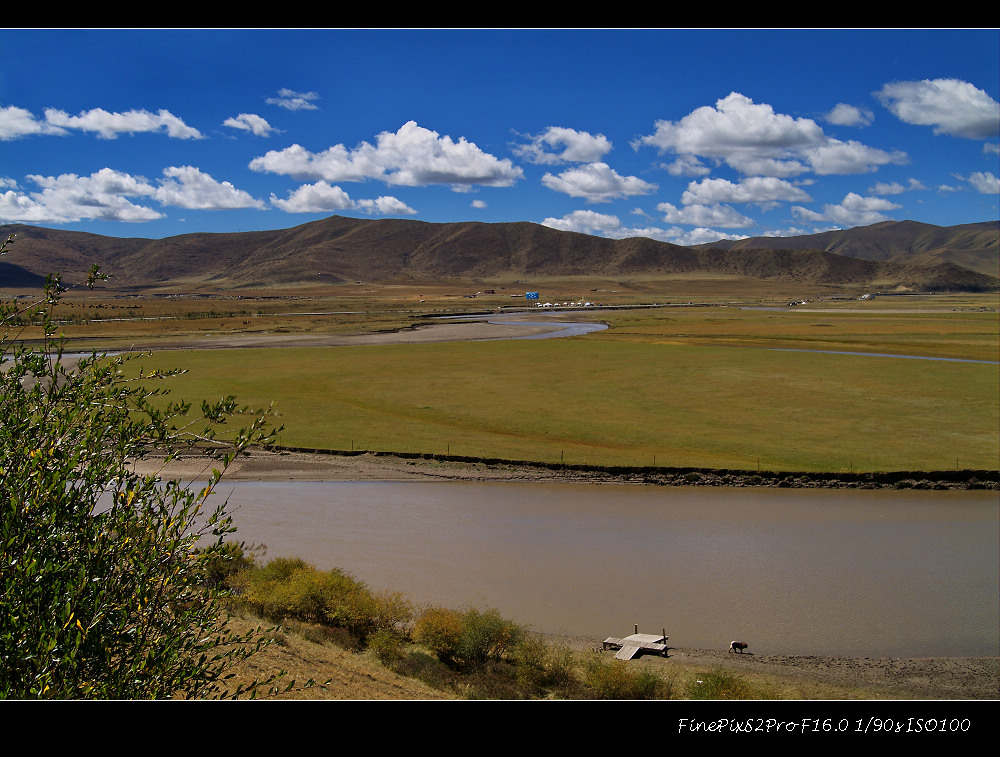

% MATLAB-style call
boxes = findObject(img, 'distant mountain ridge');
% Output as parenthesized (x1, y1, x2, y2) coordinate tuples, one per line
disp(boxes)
(1, 216, 997, 292)
(699, 220, 999, 277)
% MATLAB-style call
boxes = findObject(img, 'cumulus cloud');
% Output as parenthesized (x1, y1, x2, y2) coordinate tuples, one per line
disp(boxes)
(664, 155, 711, 177)
(513, 126, 613, 164)
(541, 162, 656, 203)
(0, 166, 264, 223)
(269, 180, 416, 215)
(825, 103, 874, 127)
(540, 209, 744, 246)
(153, 166, 264, 210)
(42, 107, 204, 139)
(0, 105, 68, 140)
(680, 176, 812, 207)
(250, 121, 523, 190)
(803, 139, 906, 175)
(792, 192, 901, 226)
(356, 196, 417, 215)
(0, 168, 163, 223)
(266, 88, 320, 111)
(869, 178, 926, 195)
(964, 171, 999, 194)
(223, 113, 278, 137)
(1, 105, 203, 140)
(655, 202, 755, 228)
(876, 78, 1000, 139)
(634, 92, 905, 177)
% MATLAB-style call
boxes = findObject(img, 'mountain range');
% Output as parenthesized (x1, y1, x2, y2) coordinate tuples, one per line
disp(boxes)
(1, 217, 997, 293)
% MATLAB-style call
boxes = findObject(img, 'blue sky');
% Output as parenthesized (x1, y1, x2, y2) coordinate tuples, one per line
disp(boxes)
(2, 28, 998, 245)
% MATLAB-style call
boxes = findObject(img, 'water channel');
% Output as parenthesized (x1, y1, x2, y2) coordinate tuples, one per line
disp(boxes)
(218, 480, 998, 658)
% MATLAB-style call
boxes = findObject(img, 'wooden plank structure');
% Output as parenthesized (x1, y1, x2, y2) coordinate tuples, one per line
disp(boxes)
(602, 625, 669, 660)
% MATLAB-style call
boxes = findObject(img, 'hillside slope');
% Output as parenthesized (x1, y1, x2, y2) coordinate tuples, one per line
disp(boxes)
(701, 220, 999, 276)
(2, 216, 997, 292)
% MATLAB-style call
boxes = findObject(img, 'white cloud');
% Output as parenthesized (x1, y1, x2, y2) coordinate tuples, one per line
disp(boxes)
(471, 200, 487, 209)
(539, 209, 743, 246)
(1, 168, 164, 223)
(673, 227, 750, 246)
(223, 113, 278, 137)
(825, 103, 874, 127)
(0, 105, 68, 140)
(0, 190, 61, 223)
(513, 126, 613, 164)
(0, 166, 266, 223)
(541, 209, 625, 234)
(354, 196, 417, 215)
(656, 202, 754, 228)
(43, 107, 204, 139)
(803, 139, 906, 175)
(869, 178, 926, 195)
(635, 92, 905, 177)
(249, 143, 379, 183)
(680, 176, 812, 207)
(250, 121, 523, 189)
(541, 162, 656, 203)
(153, 166, 264, 210)
(792, 192, 901, 226)
(664, 155, 711, 177)
(266, 88, 320, 111)
(269, 180, 415, 215)
(964, 171, 999, 194)
(876, 78, 1000, 139)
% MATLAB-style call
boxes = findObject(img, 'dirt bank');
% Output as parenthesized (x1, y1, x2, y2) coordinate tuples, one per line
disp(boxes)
(544, 634, 998, 700)
(138, 448, 999, 700)
(142, 447, 998, 492)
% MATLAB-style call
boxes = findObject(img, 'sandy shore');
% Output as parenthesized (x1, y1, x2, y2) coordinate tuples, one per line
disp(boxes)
(141, 447, 623, 483)
(134, 448, 1000, 700)
(546, 635, 999, 700)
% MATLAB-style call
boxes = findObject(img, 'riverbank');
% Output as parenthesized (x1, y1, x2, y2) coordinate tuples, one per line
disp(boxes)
(224, 615, 999, 700)
(545, 635, 999, 700)
(141, 449, 998, 700)
(144, 447, 999, 491)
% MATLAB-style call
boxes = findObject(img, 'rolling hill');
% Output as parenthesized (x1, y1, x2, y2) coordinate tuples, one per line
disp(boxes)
(1, 216, 997, 293)
(699, 220, 999, 277)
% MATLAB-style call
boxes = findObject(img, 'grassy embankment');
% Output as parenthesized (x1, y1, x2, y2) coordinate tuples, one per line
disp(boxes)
(210, 552, 879, 700)
(125, 297, 998, 474)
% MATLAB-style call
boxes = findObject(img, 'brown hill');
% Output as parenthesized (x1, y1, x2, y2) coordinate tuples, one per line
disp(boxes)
(2, 216, 997, 292)
(700, 220, 999, 277)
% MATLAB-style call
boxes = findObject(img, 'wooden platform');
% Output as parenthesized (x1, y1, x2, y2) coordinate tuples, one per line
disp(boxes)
(602, 632, 669, 660)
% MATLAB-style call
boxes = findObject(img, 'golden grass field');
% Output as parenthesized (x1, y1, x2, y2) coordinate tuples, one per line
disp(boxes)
(33, 282, 995, 475)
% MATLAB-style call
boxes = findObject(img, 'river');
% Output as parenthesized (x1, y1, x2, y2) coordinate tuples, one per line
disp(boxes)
(216, 480, 998, 658)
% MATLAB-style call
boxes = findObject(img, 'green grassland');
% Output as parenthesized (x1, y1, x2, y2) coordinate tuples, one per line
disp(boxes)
(136, 297, 999, 474)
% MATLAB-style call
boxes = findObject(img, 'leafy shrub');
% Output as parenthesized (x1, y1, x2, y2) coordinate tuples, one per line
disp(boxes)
(584, 655, 665, 699)
(461, 660, 528, 700)
(392, 650, 457, 690)
(685, 666, 779, 700)
(233, 559, 411, 643)
(368, 628, 405, 665)
(413, 606, 465, 662)
(0, 235, 278, 699)
(457, 608, 525, 667)
(199, 542, 259, 590)
(513, 635, 582, 697)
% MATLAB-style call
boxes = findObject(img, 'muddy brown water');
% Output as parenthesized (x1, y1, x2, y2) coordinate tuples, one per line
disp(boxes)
(216, 481, 998, 658)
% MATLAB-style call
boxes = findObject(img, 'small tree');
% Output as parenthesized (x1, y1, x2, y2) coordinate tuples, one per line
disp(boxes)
(0, 234, 279, 699)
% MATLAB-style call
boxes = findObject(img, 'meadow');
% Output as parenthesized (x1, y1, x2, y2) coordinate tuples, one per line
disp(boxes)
(91, 290, 999, 475)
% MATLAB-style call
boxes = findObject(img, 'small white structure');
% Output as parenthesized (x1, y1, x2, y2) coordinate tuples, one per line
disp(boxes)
(602, 625, 669, 660)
